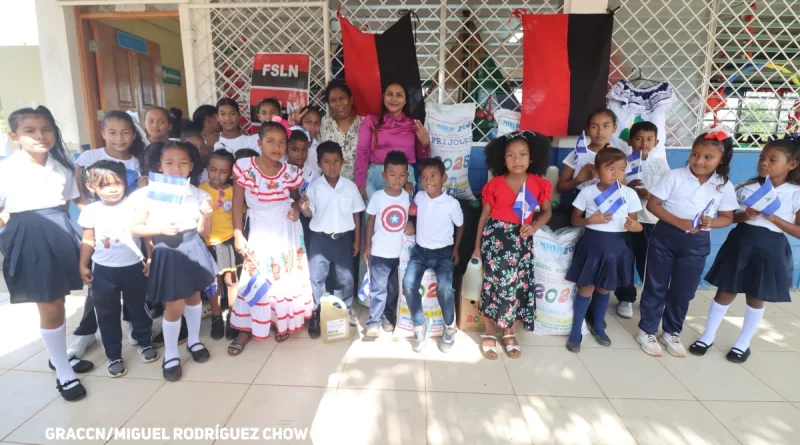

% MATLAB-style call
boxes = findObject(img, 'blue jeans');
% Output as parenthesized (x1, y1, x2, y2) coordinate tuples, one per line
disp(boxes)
(367, 256, 399, 327)
(401, 245, 456, 327)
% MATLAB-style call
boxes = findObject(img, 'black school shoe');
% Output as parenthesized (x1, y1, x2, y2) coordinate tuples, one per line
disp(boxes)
(49, 357, 94, 373)
(210, 316, 224, 340)
(56, 378, 87, 402)
(152, 318, 189, 348)
(689, 340, 713, 356)
(162, 358, 182, 381)
(726, 347, 751, 364)
(187, 342, 210, 363)
(308, 309, 321, 339)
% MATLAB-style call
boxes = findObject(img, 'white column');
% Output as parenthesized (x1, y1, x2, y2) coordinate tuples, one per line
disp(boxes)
(564, 0, 609, 14)
(34, 0, 89, 150)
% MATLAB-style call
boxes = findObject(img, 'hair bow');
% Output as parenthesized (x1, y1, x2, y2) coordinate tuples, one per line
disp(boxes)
(505, 130, 536, 141)
(702, 122, 732, 141)
(784, 133, 800, 144)
(271, 116, 292, 138)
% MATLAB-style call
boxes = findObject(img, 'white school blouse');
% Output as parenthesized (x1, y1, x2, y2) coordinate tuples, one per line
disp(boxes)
(0, 151, 79, 213)
(573, 184, 642, 232)
(649, 167, 739, 220)
(214, 134, 261, 155)
(129, 184, 211, 232)
(562, 148, 599, 190)
(737, 181, 800, 233)
(75, 148, 141, 188)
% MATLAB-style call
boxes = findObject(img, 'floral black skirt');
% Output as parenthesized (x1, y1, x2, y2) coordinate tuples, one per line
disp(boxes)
(478, 218, 535, 330)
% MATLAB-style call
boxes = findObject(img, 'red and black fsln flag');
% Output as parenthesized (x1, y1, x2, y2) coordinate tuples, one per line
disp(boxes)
(338, 10, 426, 122)
(521, 13, 614, 136)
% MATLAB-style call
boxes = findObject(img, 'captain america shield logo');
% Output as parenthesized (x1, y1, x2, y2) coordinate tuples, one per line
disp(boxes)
(381, 205, 407, 233)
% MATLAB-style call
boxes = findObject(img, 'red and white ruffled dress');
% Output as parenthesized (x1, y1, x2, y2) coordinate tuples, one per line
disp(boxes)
(229, 158, 313, 339)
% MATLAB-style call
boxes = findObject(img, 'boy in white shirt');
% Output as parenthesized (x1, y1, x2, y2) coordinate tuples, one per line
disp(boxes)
(614, 122, 672, 318)
(401, 158, 464, 353)
(363, 151, 415, 338)
(301, 141, 366, 338)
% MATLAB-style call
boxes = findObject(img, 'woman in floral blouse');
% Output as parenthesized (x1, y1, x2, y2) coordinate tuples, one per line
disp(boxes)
(319, 80, 364, 181)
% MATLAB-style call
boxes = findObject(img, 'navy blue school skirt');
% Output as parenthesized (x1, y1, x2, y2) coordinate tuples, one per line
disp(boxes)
(566, 229, 632, 291)
(705, 223, 792, 303)
(148, 230, 218, 303)
(0, 207, 83, 304)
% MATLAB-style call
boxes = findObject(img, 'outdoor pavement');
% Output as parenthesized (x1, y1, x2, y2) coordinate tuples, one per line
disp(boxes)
(1, 285, 800, 444)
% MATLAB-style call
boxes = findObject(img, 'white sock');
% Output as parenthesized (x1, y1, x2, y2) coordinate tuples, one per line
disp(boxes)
(697, 300, 730, 346)
(733, 305, 765, 351)
(183, 302, 203, 352)
(42, 322, 78, 389)
(162, 318, 181, 369)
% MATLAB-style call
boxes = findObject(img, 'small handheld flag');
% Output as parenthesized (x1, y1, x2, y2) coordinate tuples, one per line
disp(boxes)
(593, 180, 625, 215)
(688, 199, 715, 233)
(357, 271, 370, 303)
(238, 249, 272, 307)
(742, 177, 781, 217)
(147, 172, 189, 204)
(627, 151, 642, 180)
(573, 131, 588, 163)
(513, 183, 539, 223)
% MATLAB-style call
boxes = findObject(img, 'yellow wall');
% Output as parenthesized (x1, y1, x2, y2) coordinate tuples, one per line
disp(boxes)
(98, 19, 188, 117)
(0, 46, 46, 112)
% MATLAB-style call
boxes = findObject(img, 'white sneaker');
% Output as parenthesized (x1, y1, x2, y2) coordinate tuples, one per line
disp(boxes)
(124, 321, 137, 346)
(616, 302, 633, 318)
(659, 332, 687, 357)
(636, 330, 663, 357)
(67, 334, 96, 359)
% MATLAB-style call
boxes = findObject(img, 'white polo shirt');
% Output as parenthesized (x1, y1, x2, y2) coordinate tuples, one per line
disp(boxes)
(0, 150, 79, 213)
(573, 184, 642, 232)
(738, 181, 800, 233)
(307, 175, 366, 234)
(649, 167, 738, 220)
(414, 191, 464, 249)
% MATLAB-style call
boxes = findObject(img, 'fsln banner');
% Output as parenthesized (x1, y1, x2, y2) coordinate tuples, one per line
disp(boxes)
(249, 53, 310, 129)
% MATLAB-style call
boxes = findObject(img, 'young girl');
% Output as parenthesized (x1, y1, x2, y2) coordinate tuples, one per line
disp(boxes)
(228, 122, 313, 354)
(198, 150, 240, 340)
(144, 107, 173, 144)
(692, 138, 800, 363)
(78, 161, 158, 377)
(637, 125, 738, 357)
(0, 106, 92, 401)
(290, 106, 322, 178)
(76, 111, 147, 207)
(181, 128, 210, 184)
(192, 104, 221, 149)
(554, 109, 618, 227)
(472, 131, 553, 360)
(215, 98, 260, 155)
(130, 141, 218, 381)
(355, 82, 430, 201)
(565, 148, 643, 353)
(256, 97, 282, 124)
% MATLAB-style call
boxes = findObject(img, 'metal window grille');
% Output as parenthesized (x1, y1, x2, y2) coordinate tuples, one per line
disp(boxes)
(179, 0, 799, 145)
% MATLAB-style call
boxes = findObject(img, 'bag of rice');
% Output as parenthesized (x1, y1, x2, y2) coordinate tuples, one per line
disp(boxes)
(425, 103, 476, 200)
(494, 109, 521, 137)
(532, 226, 588, 336)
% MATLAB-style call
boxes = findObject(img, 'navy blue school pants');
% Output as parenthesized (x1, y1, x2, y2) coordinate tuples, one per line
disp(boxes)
(92, 263, 152, 359)
(402, 244, 456, 328)
(638, 222, 710, 335)
(74, 286, 132, 336)
(309, 230, 355, 309)
(367, 256, 399, 327)
(615, 223, 656, 303)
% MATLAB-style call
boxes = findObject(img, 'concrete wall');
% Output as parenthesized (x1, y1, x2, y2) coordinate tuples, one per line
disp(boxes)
(0, 45, 47, 116)
(98, 19, 188, 117)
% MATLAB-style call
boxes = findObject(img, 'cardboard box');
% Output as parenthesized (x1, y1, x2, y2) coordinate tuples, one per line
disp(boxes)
(457, 296, 485, 332)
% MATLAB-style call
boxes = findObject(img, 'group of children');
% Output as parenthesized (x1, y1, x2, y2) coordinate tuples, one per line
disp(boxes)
(2, 97, 798, 402)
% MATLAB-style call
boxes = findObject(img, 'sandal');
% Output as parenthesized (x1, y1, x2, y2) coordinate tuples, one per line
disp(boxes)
(480, 335, 498, 360)
(187, 342, 210, 363)
(502, 334, 522, 359)
(726, 347, 751, 364)
(227, 332, 252, 356)
(273, 325, 290, 343)
(689, 340, 713, 356)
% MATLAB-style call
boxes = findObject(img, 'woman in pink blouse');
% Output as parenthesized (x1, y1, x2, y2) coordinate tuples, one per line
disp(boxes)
(354, 82, 431, 201)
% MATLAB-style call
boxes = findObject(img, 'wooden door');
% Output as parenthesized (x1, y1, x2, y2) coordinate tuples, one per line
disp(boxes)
(92, 21, 165, 126)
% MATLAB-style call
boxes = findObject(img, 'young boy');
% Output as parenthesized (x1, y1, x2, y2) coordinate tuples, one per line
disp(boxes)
(286, 130, 315, 247)
(614, 121, 671, 318)
(363, 151, 415, 339)
(402, 158, 464, 353)
(301, 141, 366, 338)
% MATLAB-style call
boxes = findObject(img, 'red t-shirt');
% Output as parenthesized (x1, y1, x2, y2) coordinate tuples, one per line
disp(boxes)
(481, 174, 552, 224)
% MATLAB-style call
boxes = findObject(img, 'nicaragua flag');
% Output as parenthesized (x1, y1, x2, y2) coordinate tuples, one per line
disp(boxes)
(689, 199, 715, 232)
(513, 183, 538, 222)
(147, 172, 189, 204)
(238, 270, 272, 307)
(742, 177, 781, 216)
(573, 131, 588, 163)
(357, 271, 370, 304)
(593, 180, 625, 215)
(627, 151, 642, 180)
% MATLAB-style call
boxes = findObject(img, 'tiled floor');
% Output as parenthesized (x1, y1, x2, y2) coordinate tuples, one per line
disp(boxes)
(1, 289, 800, 444)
